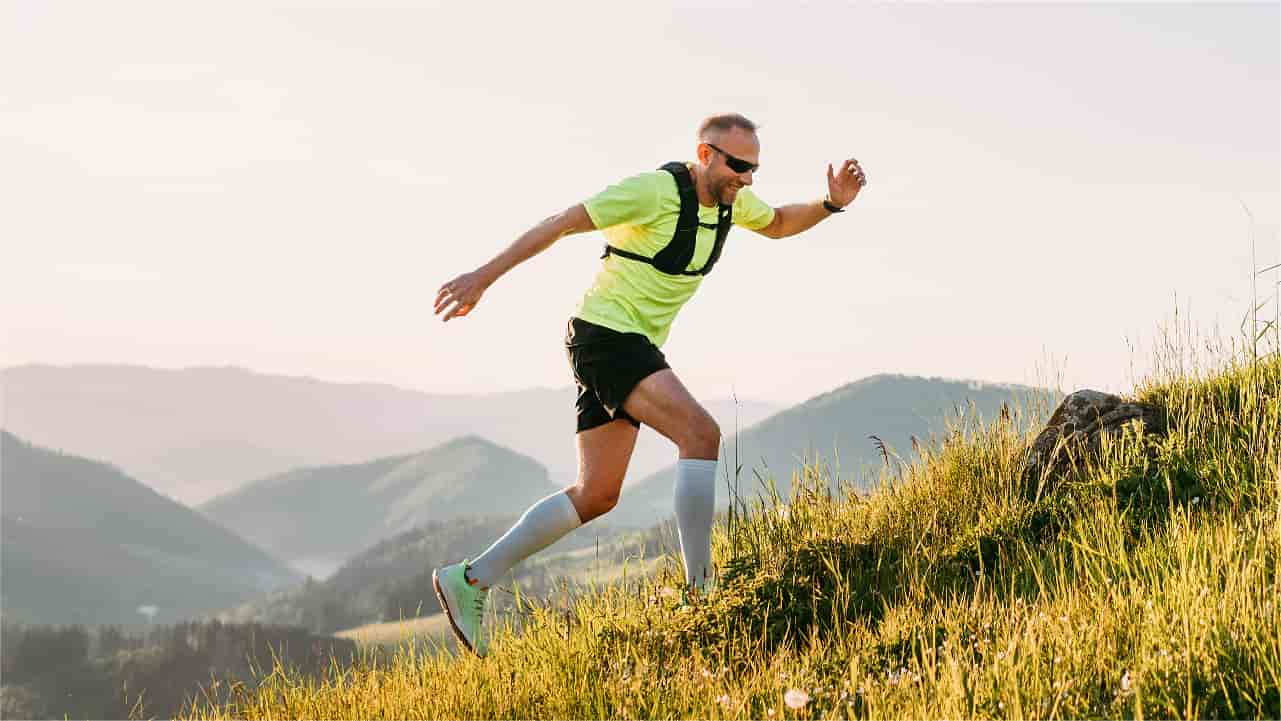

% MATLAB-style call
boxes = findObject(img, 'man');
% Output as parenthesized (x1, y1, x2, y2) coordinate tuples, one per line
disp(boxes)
(431, 113, 867, 656)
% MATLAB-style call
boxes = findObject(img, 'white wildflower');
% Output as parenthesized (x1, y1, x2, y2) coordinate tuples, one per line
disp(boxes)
(784, 689, 810, 710)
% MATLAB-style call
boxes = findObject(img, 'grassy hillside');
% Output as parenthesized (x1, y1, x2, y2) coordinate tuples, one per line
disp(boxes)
(181, 342, 1279, 720)
(610, 374, 1059, 529)
(332, 544, 671, 658)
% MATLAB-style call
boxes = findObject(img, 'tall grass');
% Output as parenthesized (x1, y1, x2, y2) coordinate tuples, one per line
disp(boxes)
(178, 317, 1280, 720)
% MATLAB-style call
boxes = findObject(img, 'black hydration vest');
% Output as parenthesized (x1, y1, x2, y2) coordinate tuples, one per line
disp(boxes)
(600, 161, 733, 276)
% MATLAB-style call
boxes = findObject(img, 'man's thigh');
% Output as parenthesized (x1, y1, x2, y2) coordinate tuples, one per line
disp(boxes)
(575, 417, 640, 487)
(621, 369, 717, 454)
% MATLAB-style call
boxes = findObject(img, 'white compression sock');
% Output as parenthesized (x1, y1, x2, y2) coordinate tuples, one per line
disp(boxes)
(466, 490, 583, 589)
(674, 458, 718, 589)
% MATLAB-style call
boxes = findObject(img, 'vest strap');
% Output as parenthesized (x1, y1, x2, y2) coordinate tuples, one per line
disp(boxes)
(598, 162, 734, 277)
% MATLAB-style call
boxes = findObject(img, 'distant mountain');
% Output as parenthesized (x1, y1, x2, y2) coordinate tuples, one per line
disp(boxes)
(608, 374, 1060, 528)
(1, 364, 780, 504)
(0, 432, 303, 628)
(198, 435, 562, 573)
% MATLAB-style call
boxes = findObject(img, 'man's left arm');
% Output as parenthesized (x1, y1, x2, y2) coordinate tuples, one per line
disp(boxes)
(755, 158, 867, 239)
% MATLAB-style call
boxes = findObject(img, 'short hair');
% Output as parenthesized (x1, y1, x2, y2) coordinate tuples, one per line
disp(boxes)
(697, 113, 758, 140)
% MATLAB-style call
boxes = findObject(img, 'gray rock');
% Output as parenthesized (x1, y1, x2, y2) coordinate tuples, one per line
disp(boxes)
(1022, 389, 1164, 498)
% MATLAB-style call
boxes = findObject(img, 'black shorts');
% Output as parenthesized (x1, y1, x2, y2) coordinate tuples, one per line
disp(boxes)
(564, 317, 670, 433)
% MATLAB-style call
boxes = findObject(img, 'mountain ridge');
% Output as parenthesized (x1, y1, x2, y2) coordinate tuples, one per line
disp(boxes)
(1, 363, 780, 504)
(198, 434, 560, 573)
(0, 431, 303, 628)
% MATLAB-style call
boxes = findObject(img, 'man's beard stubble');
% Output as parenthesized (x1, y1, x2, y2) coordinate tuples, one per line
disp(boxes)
(712, 175, 738, 205)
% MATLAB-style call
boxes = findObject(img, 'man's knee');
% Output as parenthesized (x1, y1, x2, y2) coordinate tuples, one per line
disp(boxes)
(570, 482, 621, 521)
(683, 415, 721, 457)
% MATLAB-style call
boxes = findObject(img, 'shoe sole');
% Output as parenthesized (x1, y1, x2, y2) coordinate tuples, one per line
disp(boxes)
(432, 568, 479, 656)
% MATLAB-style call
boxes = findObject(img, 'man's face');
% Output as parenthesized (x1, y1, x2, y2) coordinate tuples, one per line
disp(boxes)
(699, 127, 760, 205)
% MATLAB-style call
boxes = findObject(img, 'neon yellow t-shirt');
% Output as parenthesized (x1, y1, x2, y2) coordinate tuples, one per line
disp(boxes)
(576, 165, 775, 348)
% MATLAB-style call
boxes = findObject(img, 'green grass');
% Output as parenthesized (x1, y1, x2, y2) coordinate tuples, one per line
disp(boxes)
(178, 332, 1280, 720)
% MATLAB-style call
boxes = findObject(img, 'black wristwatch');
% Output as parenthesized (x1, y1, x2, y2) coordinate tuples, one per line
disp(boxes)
(822, 197, 845, 213)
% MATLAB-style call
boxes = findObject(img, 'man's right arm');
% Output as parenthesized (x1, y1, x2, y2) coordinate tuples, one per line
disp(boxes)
(478, 204, 596, 285)
(434, 204, 596, 322)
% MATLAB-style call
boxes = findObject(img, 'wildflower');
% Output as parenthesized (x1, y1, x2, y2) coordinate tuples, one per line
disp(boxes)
(715, 694, 731, 707)
(784, 689, 810, 710)
(767, 709, 776, 718)
(999, 701, 1005, 710)
(1120, 670, 1133, 695)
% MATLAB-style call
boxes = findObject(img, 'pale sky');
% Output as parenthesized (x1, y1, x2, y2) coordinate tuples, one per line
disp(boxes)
(3, 1, 1278, 407)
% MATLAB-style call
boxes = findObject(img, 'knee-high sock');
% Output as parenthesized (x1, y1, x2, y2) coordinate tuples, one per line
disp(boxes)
(466, 490, 583, 589)
(674, 458, 718, 588)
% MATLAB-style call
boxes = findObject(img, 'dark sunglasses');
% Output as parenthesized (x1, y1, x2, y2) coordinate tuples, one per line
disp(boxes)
(705, 142, 759, 174)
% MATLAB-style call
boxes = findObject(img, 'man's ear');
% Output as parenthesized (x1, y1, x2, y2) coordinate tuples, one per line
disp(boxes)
(695, 141, 711, 166)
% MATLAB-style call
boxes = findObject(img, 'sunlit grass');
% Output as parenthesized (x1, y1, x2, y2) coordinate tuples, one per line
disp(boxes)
(178, 320, 1280, 720)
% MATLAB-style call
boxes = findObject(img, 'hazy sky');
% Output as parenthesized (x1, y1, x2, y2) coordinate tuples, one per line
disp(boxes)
(3, 1, 1278, 406)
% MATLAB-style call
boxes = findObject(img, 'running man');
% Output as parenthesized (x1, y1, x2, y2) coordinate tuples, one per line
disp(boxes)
(431, 113, 867, 656)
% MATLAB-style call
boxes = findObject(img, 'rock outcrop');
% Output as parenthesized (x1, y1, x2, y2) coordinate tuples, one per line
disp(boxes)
(1022, 390, 1165, 498)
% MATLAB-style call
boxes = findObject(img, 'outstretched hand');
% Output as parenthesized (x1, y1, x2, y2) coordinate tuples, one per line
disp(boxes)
(825, 158, 867, 209)
(435, 270, 489, 322)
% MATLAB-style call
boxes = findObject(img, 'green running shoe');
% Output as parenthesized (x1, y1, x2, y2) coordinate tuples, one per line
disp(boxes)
(678, 574, 720, 610)
(432, 559, 489, 657)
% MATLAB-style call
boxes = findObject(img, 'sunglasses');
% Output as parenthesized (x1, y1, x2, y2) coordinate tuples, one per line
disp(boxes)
(705, 142, 759, 174)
